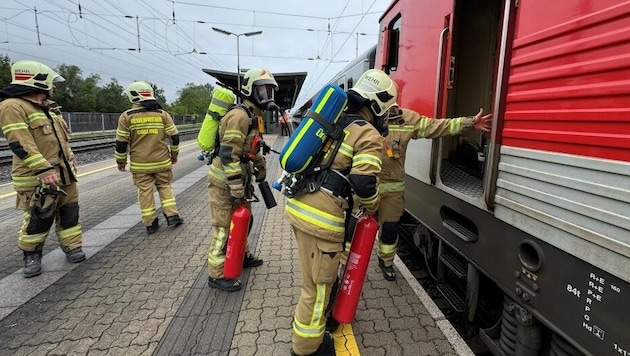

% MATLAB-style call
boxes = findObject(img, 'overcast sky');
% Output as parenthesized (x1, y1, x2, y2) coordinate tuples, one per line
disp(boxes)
(0, 0, 391, 110)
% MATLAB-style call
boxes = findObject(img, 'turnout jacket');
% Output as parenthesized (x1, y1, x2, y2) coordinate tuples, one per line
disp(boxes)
(380, 108, 474, 192)
(284, 109, 383, 243)
(0, 97, 77, 192)
(115, 104, 179, 174)
(207, 100, 265, 187)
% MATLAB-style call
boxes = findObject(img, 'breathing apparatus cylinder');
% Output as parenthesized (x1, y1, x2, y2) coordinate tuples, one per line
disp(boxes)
(223, 205, 252, 279)
(332, 214, 379, 323)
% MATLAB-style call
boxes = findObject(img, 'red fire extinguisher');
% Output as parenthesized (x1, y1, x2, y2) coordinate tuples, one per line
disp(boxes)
(223, 205, 252, 279)
(333, 214, 379, 323)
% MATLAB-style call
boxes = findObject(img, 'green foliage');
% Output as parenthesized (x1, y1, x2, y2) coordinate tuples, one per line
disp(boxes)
(0, 54, 210, 114)
(96, 78, 128, 113)
(170, 83, 214, 116)
(0, 54, 11, 89)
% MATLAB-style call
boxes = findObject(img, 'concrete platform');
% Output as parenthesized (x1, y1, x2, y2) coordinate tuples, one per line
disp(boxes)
(0, 135, 473, 355)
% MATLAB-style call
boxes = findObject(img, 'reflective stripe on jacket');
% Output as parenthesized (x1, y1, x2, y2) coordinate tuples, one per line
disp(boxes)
(0, 98, 76, 191)
(115, 104, 179, 174)
(285, 113, 382, 243)
(379, 108, 474, 183)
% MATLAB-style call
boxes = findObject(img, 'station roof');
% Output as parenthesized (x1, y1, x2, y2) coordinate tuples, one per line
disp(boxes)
(202, 69, 307, 111)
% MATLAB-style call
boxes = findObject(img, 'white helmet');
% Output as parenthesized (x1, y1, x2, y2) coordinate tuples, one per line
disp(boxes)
(348, 69, 398, 117)
(125, 81, 156, 103)
(10, 60, 58, 92)
(241, 68, 279, 109)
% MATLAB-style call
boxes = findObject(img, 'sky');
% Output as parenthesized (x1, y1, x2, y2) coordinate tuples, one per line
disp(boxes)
(0, 0, 391, 110)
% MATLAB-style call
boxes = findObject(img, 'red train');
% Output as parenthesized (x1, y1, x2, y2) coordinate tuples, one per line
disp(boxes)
(376, 0, 630, 355)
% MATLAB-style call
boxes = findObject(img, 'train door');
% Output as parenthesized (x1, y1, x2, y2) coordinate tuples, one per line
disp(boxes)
(432, 0, 502, 208)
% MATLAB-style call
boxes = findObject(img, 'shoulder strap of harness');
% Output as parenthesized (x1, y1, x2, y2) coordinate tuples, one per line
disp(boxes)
(211, 104, 256, 160)
(306, 113, 365, 175)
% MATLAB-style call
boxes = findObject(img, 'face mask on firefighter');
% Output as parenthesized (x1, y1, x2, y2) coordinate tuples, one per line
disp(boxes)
(387, 106, 402, 121)
(254, 84, 275, 105)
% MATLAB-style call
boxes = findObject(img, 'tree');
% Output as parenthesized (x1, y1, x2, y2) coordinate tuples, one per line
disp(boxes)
(170, 83, 214, 116)
(95, 78, 128, 113)
(146, 82, 169, 109)
(0, 54, 11, 89)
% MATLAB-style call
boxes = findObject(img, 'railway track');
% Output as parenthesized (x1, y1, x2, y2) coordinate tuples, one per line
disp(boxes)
(0, 128, 200, 166)
(396, 216, 493, 355)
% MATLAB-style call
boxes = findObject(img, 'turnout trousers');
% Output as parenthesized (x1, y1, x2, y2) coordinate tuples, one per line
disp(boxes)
(133, 170, 179, 226)
(377, 191, 405, 267)
(206, 181, 254, 279)
(16, 181, 82, 252)
(292, 226, 343, 355)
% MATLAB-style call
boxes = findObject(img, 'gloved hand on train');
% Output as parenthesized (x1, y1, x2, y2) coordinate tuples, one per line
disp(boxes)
(227, 178, 245, 203)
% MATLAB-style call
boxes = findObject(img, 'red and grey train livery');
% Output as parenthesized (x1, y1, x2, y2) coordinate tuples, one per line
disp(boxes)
(376, 0, 630, 355)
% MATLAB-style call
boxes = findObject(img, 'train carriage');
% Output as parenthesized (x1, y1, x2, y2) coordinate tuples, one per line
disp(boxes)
(377, 0, 630, 355)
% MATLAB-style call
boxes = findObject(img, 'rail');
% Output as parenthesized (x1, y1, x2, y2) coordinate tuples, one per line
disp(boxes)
(0, 127, 200, 166)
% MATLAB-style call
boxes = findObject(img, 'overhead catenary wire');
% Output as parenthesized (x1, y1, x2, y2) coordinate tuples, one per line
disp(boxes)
(0, 1, 384, 104)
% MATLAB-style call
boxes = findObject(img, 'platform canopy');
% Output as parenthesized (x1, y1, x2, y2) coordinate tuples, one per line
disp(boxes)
(202, 69, 307, 111)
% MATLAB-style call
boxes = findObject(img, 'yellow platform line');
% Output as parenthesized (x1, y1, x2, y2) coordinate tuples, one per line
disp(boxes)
(333, 323, 360, 355)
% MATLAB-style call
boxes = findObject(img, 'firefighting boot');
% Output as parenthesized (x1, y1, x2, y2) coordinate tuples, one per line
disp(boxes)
(290, 332, 336, 356)
(207, 277, 242, 292)
(164, 214, 184, 227)
(22, 244, 44, 278)
(243, 254, 263, 268)
(147, 217, 159, 235)
(378, 258, 396, 281)
(61, 246, 86, 263)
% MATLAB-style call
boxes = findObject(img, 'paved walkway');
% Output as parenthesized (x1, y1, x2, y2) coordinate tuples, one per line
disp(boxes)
(0, 134, 472, 355)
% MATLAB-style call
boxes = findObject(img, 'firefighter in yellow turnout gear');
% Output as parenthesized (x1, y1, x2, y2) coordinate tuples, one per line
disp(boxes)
(286, 69, 398, 356)
(0, 60, 86, 278)
(115, 81, 183, 235)
(206, 68, 276, 292)
(376, 105, 492, 281)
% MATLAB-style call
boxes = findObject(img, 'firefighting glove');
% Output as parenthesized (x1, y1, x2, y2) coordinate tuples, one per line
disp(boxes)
(254, 167, 266, 183)
(227, 177, 245, 203)
(29, 184, 67, 220)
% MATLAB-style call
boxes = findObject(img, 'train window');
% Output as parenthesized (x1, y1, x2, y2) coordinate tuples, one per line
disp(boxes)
(385, 15, 401, 74)
(347, 78, 353, 89)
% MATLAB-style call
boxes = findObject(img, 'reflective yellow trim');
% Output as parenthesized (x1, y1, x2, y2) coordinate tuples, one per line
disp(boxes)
(208, 165, 228, 182)
(208, 227, 228, 266)
(224, 129, 245, 140)
(140, 206, 157, 217)
(416, 118, 429, 138)
(2, 122, 29, 134)
(338, 143, 353, 158)
(388, 124, 414, 133)
(380, 181, 405, 193)
(160, 197, 176, 208)
(129, 158, 172, 171)
(285, 199, 344, 233)
(23, 153, 46, 168)
(12, 175, 40, 188)
(293, 282, 327, 339)
(57, 224, 82, 240)
(379, 242, 397, 254)
(116, 129, 130, 137)
(352, 153, 381, 169)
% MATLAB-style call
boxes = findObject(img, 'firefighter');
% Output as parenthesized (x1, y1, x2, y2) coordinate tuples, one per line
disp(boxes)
(286, 69, 397, 356)
(115, 81, 184, 235)
(206, 68, 276, 292)
(375, 104, 492, 281)
(0, 60, 86, 278)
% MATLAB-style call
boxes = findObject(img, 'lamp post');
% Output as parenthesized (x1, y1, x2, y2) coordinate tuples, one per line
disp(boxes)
(353, 32, 367, 58)
(212, 27, 263, 95)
